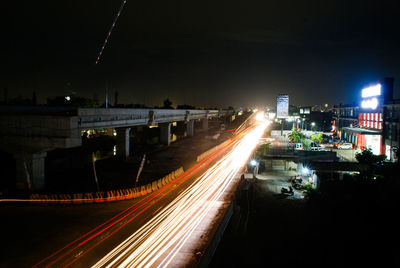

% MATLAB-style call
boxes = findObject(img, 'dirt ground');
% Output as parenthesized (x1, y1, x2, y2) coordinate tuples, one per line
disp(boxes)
(210, 170, 400, 267)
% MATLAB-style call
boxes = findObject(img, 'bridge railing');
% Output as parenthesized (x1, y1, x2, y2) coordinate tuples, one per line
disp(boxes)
(77, 108, 227, 128)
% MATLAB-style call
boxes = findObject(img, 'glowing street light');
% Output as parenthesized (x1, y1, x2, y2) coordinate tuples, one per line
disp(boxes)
(302, 167, 310, 175)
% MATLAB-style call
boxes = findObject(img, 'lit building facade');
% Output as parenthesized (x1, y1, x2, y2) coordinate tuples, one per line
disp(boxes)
(332, 104, 359, 137)
(383, 100, 400, 162)
(340, 78, 394, 156)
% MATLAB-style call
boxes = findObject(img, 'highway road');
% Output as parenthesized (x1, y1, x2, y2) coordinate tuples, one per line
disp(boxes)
(29, 113, 268, 267)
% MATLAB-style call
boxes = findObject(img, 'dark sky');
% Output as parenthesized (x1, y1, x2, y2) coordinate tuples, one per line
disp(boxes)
(4, 0, 400, 108)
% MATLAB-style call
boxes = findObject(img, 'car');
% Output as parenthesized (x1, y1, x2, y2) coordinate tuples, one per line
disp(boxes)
(338, 143, 353, 149)
(310, 146, 323, 151)
(294, 143, 303, 150)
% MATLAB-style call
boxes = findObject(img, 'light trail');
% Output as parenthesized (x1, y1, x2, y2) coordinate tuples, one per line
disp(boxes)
(32, 129, 239, 267)
(95, 0, 127, 64)
(93, 117, 268, 267)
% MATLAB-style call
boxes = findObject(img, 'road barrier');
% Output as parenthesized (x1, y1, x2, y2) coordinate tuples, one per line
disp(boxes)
(19, 139, 234, 205)
(12, 167, 185, 205)
(5, 165, 187, 205)
(19, 138, 234, 206)
(196, 139, 232, 162)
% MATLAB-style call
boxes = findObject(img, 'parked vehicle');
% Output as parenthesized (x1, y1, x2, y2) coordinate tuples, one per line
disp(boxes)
(310, 145, 323, 151)
(338, 143, 353, 149)
(294, 143, 303, 150)
(281, 186, 294, 195)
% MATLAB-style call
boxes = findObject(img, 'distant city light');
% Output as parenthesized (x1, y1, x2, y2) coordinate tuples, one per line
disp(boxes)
(255, 111, 265, 121)
(362, 84, 381, 98)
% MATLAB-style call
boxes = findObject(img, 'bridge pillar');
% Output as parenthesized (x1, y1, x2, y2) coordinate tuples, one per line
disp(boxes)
(187, 120, 195, 137)
(14, 152, 47, 190)
(116, 127, 131, 159)
(160, 123, 171, 146)
(202, 117, 208, 131)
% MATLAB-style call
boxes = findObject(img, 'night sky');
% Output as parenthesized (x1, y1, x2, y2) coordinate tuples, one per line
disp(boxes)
(4, 0, 400, 108)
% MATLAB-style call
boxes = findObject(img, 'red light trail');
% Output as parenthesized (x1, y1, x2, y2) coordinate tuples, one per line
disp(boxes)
(95, 0, 127, 65)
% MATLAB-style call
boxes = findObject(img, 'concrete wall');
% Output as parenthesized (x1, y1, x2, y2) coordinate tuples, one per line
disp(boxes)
(0, 115, 81, 152)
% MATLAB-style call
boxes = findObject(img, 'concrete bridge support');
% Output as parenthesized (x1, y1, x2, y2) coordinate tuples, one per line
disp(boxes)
(160, 123, 171, 146)
(116, 127, 131, 159)
(202, 118, 208, 131)
(187, 120, 195, 137)
(14, 152, 47, 190)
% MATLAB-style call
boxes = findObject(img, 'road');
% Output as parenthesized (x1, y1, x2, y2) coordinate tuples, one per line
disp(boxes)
(23, 115, 268, 267)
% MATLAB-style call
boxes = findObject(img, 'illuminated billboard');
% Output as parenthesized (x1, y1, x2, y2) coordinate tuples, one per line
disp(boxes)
(361, 84, 381, 110)
(277, 94, 289, 118)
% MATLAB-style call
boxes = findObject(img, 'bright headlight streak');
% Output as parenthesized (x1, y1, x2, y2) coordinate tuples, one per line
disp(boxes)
(111, 127, 258, 267)
(92, 122, 267, 268)
(99, 125, 264, 267)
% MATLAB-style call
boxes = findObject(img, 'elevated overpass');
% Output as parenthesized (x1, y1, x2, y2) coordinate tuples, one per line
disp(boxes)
(0, 106, 234, 190)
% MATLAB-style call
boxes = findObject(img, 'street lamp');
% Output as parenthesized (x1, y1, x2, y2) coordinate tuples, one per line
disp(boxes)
(311, 122, 315, 131)
(302, 167, 310, 175)
(250, 159, 259, 177)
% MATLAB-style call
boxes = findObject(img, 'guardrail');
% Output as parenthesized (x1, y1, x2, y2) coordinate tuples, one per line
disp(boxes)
(196, 139, 232, 162)
(0, 167, 184, 205)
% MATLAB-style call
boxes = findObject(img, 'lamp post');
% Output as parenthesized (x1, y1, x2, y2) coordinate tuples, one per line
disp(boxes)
(250, 159, 259, 178)
(311, 122, 315, 132)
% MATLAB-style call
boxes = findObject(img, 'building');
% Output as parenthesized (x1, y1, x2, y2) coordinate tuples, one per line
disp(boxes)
(332, 103, 359, 136)
(383, 100, 400, 162)
(339, 78, 394, 156)
(276, 94, 289, 119)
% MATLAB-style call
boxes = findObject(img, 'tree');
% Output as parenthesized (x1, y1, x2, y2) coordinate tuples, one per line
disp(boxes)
(255, 143, 271, 158)
(32, 91, 37, 106)
(355, 148, 386, 165)
(311, 133, 323, 144)
(177, 104, 195, 109)
(288, 126, 303, 143)
(47, 96, 98, 108)
(162, 98, 173, 109)
(114, 91, 119, 106)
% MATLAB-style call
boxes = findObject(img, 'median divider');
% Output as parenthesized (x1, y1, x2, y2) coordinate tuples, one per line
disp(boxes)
(196, 139, 232, 162)
(11, 166, 189, 205)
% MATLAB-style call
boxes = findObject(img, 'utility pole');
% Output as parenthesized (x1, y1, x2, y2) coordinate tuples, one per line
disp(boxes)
(105, 80, 109, 108)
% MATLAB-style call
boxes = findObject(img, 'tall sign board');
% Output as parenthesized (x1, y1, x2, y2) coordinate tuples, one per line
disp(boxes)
(277, 94, 289, 118)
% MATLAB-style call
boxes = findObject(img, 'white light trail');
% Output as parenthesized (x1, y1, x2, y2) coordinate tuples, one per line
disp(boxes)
(92, 117, 268, 268)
